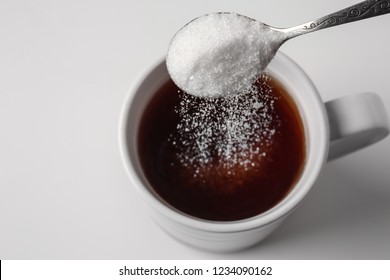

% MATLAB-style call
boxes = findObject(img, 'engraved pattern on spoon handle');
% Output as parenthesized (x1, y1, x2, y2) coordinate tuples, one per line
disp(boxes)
(284, 0, 390, 38)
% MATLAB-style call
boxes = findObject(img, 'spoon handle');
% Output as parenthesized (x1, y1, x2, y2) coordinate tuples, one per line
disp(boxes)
(282, 0, 390, 39)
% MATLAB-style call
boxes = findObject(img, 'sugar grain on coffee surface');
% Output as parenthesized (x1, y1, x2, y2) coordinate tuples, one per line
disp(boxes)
(166, 13, 283, 98)
(168, 74, 280, 188)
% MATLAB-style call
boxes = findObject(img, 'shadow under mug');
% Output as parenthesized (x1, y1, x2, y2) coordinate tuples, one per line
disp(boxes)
(119, 52, 389, 252)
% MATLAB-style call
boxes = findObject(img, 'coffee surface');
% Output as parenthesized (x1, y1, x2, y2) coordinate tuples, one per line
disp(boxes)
(138, 74, 305, 221)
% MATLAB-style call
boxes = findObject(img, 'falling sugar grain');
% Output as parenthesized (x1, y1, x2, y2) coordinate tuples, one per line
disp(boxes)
(168, 73, 279, 189)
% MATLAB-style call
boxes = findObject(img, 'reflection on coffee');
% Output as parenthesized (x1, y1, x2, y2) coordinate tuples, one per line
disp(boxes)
(138, 74, 305, 221)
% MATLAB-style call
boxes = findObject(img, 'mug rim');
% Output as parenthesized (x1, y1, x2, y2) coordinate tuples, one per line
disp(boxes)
(119, 52, 329, 233)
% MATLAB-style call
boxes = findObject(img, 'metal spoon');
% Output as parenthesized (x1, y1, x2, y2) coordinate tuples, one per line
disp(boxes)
(167, 0, 390, 97)
(269, 0, 390, 58)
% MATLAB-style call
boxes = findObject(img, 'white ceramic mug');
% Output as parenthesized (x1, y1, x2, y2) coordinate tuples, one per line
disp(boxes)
(119, 52, 389, 252)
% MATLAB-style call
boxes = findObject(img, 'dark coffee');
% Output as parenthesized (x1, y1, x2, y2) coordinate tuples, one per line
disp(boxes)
(138, 74, 305, 221)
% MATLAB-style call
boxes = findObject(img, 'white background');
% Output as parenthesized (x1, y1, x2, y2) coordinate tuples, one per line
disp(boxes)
(1, 0, 389, 259)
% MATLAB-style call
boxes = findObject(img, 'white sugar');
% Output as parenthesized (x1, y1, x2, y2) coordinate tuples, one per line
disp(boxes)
(168, 73, 280, 177)
(165, 13, 284, 178)
(166, 13, 284, 98)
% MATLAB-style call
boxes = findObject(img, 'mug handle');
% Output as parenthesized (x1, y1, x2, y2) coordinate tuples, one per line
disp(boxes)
(325, 92, 389, 161)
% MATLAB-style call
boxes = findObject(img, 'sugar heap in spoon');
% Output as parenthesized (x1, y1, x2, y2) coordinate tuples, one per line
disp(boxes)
(166, 12, 283, 98)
